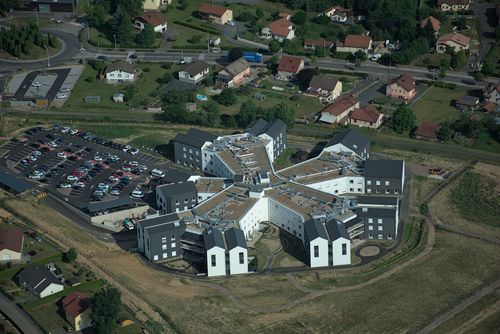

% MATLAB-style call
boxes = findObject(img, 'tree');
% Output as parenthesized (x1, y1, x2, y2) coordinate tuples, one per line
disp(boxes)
(235, 100, 257, 127)
(88, 3, 109, 28)
(391, 106, 416, 134)
(118, 0, 143, 18)
(214, 89, 237, 106)
(455, 16, 467, 31)
(91, 287, 121, 334)
(439, 58, 449, 78)
(296, 68, 315, 89)
(450, 52, 458, 69)
(178, 0, 188, 10)
(63, 248, 77, 263)
(269, 39, 281, 53)
(481, 61, 493, 75)
(123, 85, 138, 102)
(228, 47, 244, 61)
(437, 122, 453, 141)
(237, 11, 255, 23)
(113, 8, 133, 46)
(291, 11, 306, 25)
(256, 8, 264, 18)
(473, 71, 484, 82)
(136, 25, 155, 47)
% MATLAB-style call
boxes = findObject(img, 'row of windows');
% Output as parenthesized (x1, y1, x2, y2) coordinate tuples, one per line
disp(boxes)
(182, 147, 200, 155)
(161, 236, 176, 243)
(366, 188, 399, 194)
(183, 153, 200, 162)
(368, 225, 383, 231)
(162, 243, 176, 250)
(210, 252, 245, 267)
(367, 234, 393, 240)
(367, 180, 390, 186)
(368, 218, 384, 224)
(313, 243, 347, 257)
(174, 198, 196, 205)
(153, 250, 177, 261)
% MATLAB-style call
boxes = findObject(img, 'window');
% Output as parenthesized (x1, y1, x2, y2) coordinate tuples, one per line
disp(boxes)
(378, 234, 383, 240)
(171, 243, 176, 248)
(183, 154, 186, 159)
(342, 243, 347, 255)
(314, 245, 319, 258)
(378, 226, 383, 231)
(368, 218, 373, 223)
(376, 180, 381, 186)
(367, 188, 372, 193)
(367, 180, 372, 185)
(388, 234, 393, 240)
(175, 200, 179, 205)
(162, 244, 167, 250)
(161, 237, 167, 243)
(362, 207, 368, 212)
(378, 218, 383, 224)
(172, 251, 177, 257)
(395, 189, 399, 194)
(385, 181, 390, 186)
(211, 254, 216, 267)
(153, 255, 159, 261)
(368, 234, 373, 239)
(349, 180, 354, 184)
(163, 252, 168, 259)
(368, 225, 373, 231)
(239, 252, 245, 264)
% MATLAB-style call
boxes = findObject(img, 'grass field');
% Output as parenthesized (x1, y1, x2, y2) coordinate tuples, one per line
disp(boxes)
(483, 45, 500, 77)
(410, 86, 467, 124)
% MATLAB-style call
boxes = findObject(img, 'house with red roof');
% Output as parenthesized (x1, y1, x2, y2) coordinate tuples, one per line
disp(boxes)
(437, 0, 471, 12)
(62, 292, 92, 331)
(199, 4, 233, 25)
(0, 226, 23, 262)
(420, 16, 441, 34)
(304, 39, 334, 51)
(336, 34, 372, 54)
(134, 12, 167, 32)
(415, 122, 440, 141)
(319, 95, 359, 125)
(261, 17, 295, 41)
(436, 33, 471, 53)
(386, 74, 417, 101)
(349, 105, 384, 129)
(277, 55, 304, 81)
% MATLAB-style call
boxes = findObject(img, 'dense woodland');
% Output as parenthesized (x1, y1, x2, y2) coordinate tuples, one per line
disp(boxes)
(0, 24, 57, 57)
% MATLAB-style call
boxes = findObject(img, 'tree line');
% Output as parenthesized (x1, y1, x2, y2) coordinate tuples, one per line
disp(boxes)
(0, 24, 57, 57)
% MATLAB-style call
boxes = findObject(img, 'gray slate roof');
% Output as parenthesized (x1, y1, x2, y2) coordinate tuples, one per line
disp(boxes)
(357, 196, 398, 206)
(304, 219, 328, 241)
(16, 266, 62, 294)
(344, 216, 363, 230)
(224, 57, 250, 77)
(137, 213, 184, 236)
(187, 128, 218, 142)
(174, 128, 217, 149)
(156, 181, 197, 198)
(364, 160, 404, 179)
(203, 228, 225, 250)
(0, 170, 34, 194)
(261, 119, 286, 138)
(326, 129, 369, 158)
(246, 118, 268, 136)
(309, 76, 339, 91)
(182, 61, 210, 76)
(104, 62, 135, 74)
(224, 227, 247, 250)
(325, 219, 350, 241)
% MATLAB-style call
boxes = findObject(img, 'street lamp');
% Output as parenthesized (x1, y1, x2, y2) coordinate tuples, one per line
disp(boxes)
(47, 47, 50, 68)
(113, 34, 117, 51)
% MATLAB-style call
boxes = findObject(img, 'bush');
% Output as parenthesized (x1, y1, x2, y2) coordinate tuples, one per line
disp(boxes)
(214, 89, 237, 106)
(85, 76, 95, 83)
(63, 248, 77, 263)
(143, 67, 151, 72)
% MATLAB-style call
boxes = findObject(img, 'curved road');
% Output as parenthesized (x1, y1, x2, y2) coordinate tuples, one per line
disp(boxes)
(0, 293, 44, 334)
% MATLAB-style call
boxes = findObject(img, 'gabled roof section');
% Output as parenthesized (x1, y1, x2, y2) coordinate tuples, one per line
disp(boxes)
(203, 228, 225, 250)
(437, 33, 471, 47)
(277, 55, 303, 74)
(246, 118, 268, 136)
(325, 219, 350, 241)
(0, 226, 23, 252)
(304, 219, 328, 241)
(104, 62, 135, 74)
(135, 12, 166, 27)
(267, 17, 293, 37)
(390, 74, 416, 92)
(156, 181, 197, 198)
(0, 170, 34, 194)
(199, 3, 229, 16)
(341, 34, 371, 49)
(309, 76, 339, 91)
(174, 128, 217, 149)
(224, 227, 247, 250)
(16, 266, 62, 294)
(350, 105, 382, 123)
(182, 61, 210, 76)
(223, 57, 250, 77)
(420, 16, 441, 31)
(325, 129, 369, 157)
(261, 119, 286, 138)
(364, 159, 404, 179)
(62, 292, 91, 318)
(321, 95, 359, 116)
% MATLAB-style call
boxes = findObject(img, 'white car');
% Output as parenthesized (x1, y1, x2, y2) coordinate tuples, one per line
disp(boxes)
(110, 189, 120, 196)
(108, 176, 119, 182)
(56, 93, 67, 99)
(131, 189, 145, 198)
(122, 145, 131, 153)
(151, 169, 165, 178)
(67, 175, 79, 181)
(129, 161, 139, 167)
(93, 156, 103, 161)
(74, 181, 86, 188)
(31, 81, 41, 87)
(70, 129, 79, 135)
(48, 141, 58, 148)
(123, 220, 135, 230)
(29, 173, 43, 180)
(59, 182, 72, 188)
(61, 127, 70, 133)
(129, 148, 139, 155)
(59, 88, 70, 93)
(226, 20, 235, 26)
(370, 54, 381, 61)
(33, 150, 42, 156)
(57, 152, 68, 159)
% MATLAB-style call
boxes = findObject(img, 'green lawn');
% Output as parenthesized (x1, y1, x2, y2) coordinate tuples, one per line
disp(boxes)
(483, 45, 500, 77)
(10, 17, 59, 28)
(412, 53, 450, 68)
(87, 26, 162, 49)
(273, 147, 296, 170)
(63, 63, 172, 113)
(410, 86, 466, 124)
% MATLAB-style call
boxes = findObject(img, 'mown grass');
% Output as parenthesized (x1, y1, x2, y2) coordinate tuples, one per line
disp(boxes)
(410, 86, 466, 124)
(450, 171, 500, 227)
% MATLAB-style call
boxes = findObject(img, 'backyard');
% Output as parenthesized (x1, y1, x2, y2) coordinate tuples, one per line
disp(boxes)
(409, 86, 467, 123)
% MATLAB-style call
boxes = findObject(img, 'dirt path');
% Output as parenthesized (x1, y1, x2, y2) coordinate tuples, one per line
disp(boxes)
(417, 279, 500, 334)
(454, 299, 500, 334)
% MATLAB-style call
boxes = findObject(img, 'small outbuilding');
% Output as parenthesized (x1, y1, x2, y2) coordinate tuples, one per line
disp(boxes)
(113, 93, 124, 103)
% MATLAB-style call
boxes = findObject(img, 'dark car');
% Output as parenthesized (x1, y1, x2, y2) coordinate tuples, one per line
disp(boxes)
(30, 143, 41, 149)
(46, 134, 55, 140)
(36, 139, 46, 144)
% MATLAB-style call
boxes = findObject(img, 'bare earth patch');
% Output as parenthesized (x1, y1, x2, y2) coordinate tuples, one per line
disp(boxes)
(359, 246, 380, 257)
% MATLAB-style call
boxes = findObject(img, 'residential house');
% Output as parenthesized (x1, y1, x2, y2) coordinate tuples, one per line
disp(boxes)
(322, 128, 370, 161)
(178, 61, 210, 85)
(262, 17, 295, 41)
(305, 76, 342, 103)
(247, 118, 287, 160)
(318, 95, 359, 126)
(323, 6, 353, 20)
(415, 121, 440, 141)
(386, 74, 417, 101)
(136, 213, 185, 262)
(216, 57, 251, 88)
(104, 62, 136, 84)
(437, 0, 471, 12)
(482, 102, 497, 113)
(224, 228, 248, 275)
(173, 128, 218, 170)
(16, 266, 64, 298)
(199, 4, 233, 25)
(276, 55, 304, 81)
(336, 34, 372, 54)
(364, 160, 405, 196)
(143, 0, 171, 10)
(303, 39, 334, 51)
(357, 196, 399, 241)
(16, 0, 78, 12)
(436, 33, 471, 53)
(62, 292, 92, 331)
(455, 95, 480, 112)
(156, 181, 198, 214)
(483, 82, 500, 105)
(420, 16, 441, 34)
(134, 12, 167, 33)
(0, 226, 23, 262)
(349, 105, 384, 129)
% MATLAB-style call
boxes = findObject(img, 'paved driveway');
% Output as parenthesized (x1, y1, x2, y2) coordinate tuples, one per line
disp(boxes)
(0, 293, 43, 334)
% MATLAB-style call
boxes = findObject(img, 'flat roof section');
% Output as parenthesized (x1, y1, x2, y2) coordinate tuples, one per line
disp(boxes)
(193, 177, 229, 194)
(0, 169, 34, 194)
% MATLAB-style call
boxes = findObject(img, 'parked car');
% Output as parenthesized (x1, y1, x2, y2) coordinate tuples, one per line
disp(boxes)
(31, 81, 41, 87)
(131, 189, 145, 198)
(129, 148, 139, 155)
(59, 182, 72, 188)
(56, 93, 67, 99)
(123, 219, 135, 230)
(61, 126, 70, 133)
(151, 169, 165, 178)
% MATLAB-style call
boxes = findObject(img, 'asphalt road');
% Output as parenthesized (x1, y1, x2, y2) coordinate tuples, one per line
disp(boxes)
(0, 293, 44, 334)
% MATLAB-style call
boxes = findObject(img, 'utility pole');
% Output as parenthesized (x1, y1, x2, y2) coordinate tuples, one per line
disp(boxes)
(47, 46, 50, 68)
(113, 34, 117, 51)
(35, 8, 39, 27)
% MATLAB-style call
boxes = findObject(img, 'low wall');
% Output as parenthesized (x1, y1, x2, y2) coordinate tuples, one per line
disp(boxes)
(236, 36, 269, 51)
(90, 204, 150, 227)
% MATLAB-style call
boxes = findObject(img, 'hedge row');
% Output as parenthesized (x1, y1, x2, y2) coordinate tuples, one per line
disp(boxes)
(173, 20, 221, 35)
(416, 80, 456, 89)
(319, 68, 369, 78)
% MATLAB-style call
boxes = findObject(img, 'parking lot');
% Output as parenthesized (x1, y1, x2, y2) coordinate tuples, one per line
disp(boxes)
(1, 125, 181, 213)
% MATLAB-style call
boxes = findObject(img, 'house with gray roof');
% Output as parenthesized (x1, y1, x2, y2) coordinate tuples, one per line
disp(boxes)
(246, 119, 269, 136)
(104, 62, 136, 84)
(245, 118, 287, 160)
(323, 129, 370, 160)
(178, 61, 210, 84)
(216, 57, 251, 88)
(224, 228, 248, 275)
(364, 160, 405, 196)
(306, 76, 342, 103)
(136, 214, 185, 262)
(16, 266, 64, 298)
(357, 195, 400, 241)
(156, 181, 198, 214)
